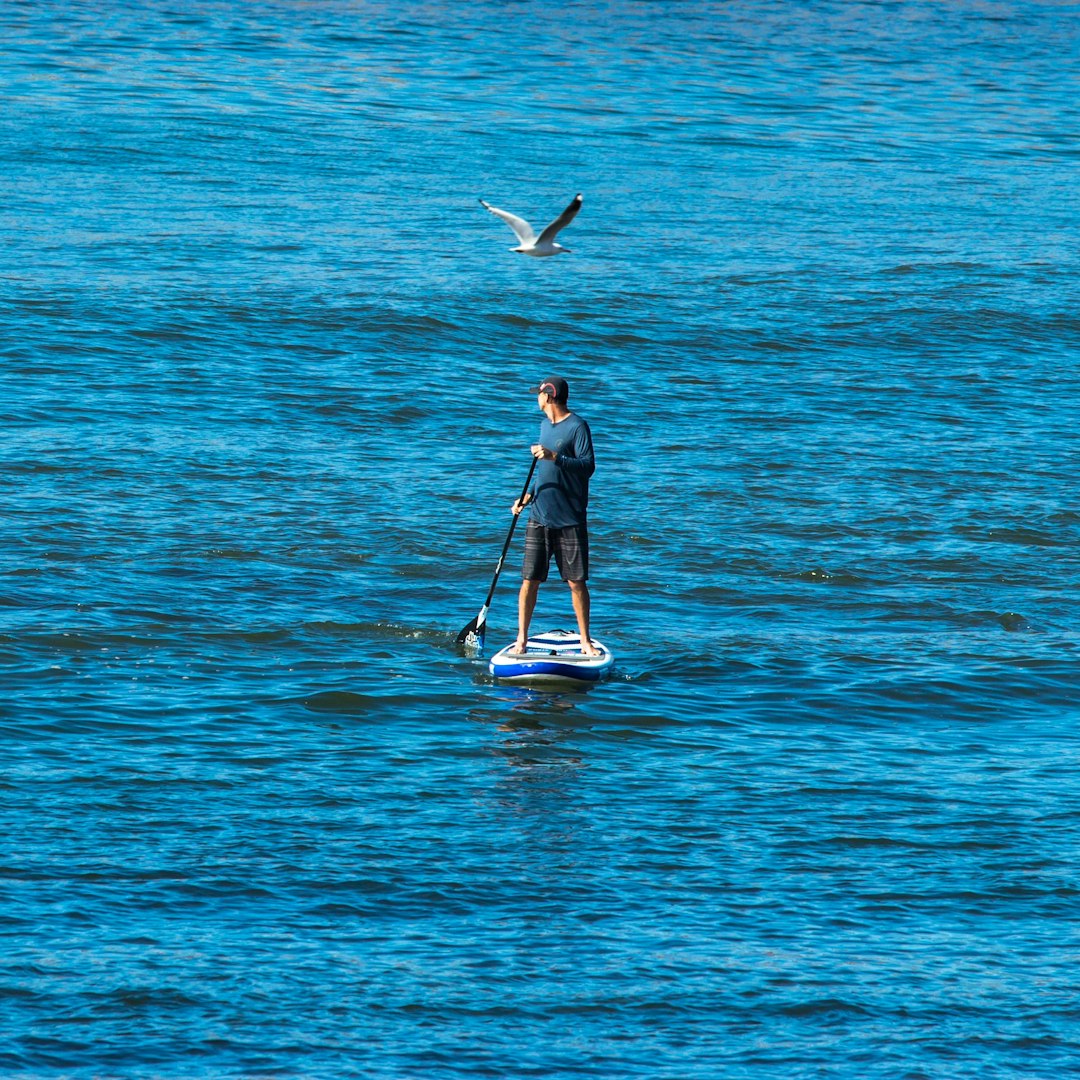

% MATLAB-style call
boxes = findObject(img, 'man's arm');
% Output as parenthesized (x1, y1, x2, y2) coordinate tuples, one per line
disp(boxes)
(554, 421, 595, 477)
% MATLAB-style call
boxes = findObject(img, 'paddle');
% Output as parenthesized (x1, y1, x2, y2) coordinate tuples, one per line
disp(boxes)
(457, 456, 538, 649)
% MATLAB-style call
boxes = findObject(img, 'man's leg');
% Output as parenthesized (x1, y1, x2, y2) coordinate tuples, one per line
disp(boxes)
(515, 579, 540, 653)
(568, 579, 599, 655)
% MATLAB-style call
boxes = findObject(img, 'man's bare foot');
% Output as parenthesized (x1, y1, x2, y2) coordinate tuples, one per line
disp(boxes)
(511, 638, 528, 655)
(580, 639, 601, 657)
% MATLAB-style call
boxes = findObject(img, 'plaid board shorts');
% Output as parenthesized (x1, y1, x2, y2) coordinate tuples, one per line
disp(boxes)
(522, 520, 590, 582)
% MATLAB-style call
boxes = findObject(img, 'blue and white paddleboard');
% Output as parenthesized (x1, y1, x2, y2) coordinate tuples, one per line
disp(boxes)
(488, 629, 614, 686)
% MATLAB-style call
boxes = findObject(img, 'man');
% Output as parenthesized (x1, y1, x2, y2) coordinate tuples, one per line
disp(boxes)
(511, 377, 599, 656)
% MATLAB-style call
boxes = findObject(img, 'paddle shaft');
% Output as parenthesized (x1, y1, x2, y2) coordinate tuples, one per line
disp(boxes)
(458, 456, 537, 642)
(480, 455, 537, 613)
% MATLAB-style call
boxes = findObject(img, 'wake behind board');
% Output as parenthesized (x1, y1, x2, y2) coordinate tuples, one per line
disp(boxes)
(488, 628, 614, 686)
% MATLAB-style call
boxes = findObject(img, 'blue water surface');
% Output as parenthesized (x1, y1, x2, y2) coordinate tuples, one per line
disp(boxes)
(3, 1, 1080, 1077)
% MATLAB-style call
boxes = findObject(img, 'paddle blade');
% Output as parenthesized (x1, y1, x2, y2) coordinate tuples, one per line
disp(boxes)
(456, 614, 486, 649)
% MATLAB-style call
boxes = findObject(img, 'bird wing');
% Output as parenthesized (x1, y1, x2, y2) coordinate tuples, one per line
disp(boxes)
(479, 200, 535, 244)
(536, 194, 582, 246)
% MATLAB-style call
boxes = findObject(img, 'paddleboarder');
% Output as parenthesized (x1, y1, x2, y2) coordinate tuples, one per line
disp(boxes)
(511, 377, 599, 656)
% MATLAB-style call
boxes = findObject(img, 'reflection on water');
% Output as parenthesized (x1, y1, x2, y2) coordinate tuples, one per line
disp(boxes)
(470, 695, 592, 828)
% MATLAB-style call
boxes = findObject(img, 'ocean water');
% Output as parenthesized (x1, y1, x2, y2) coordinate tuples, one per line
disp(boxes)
(3, 1, 1080, 1076)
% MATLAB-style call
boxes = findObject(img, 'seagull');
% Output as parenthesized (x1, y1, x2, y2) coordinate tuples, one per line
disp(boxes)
(479, 193, 582, 257)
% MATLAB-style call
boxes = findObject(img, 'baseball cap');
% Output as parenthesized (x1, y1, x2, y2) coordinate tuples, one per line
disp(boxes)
(529, 377, 569, 403)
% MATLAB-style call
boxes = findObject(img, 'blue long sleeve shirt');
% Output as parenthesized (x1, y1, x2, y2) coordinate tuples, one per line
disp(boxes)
(529, 413, 595, 529)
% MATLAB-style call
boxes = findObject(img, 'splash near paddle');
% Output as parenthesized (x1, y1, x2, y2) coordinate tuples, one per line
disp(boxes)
(488, 629, 614, 686)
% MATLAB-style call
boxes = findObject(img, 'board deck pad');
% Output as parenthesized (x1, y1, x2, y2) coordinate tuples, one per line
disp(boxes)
(488, 629, 614, 684)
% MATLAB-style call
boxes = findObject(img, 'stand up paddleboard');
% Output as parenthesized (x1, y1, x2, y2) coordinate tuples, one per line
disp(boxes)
(488, 629, 614, 686)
